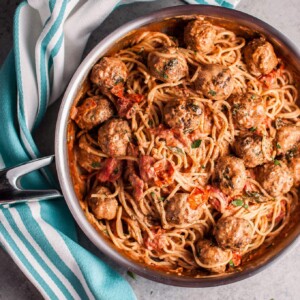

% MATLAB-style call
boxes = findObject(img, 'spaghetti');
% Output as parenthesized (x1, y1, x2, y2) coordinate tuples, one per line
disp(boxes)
(68, 17, 300, 275)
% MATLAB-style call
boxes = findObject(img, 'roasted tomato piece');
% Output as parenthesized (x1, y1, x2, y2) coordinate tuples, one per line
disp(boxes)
(187, 187, 209, 210)
(154, 159, 175, 187)
(97, 158, 123, 182)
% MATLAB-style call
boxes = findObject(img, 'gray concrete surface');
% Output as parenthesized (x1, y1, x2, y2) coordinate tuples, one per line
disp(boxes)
(1, 0, 300, 299)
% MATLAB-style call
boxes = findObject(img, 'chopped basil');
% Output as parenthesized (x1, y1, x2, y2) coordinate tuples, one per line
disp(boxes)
(243, 204, 249, 209)
(231, 199, 244, 207)
(159, 196, 166, 202)
(208, 89, 217, 96)
(229, 260, 235, 267)
(250, 94, 256, 100)
(191, 139, 202, 149)
(127, 271, 136, 279)
(249, 127, 257, 132)
(113, 168, 119, 174)
(201, 165, 206, 169)
(151, 192, 156, 198)
(102, 229, 108, 235)
(91, 161, 101, 168)
(274, 159, 281, 166)
(276, 143, 281, 149)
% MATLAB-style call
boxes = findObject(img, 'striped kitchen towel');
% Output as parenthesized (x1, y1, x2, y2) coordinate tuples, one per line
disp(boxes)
(0, 0, 241, 299)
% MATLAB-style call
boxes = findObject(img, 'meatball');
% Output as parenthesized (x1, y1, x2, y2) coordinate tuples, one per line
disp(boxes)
(234, 134, 273, 168)
(276, 125, 300, 155)
(165, 193, 202, 225)
(230, 93, 266, 130)
(244, 37, 278, 77)
(163, 99, 202, 132)
(98, 118, 132, 157)
(90, 57, 128, 90)
(215, 156, 247, 197)
(214, 217, 253, 250)
(194, 64, 234, 101)
(184, 20, 217, 53)
(73, 96, 114, 130)
(88, 186, 118, 220)
(256, 161, 294, 197)
(196, 240, 228, 273)
(76, 135, 102, 172)
(288, 157, 300, 187)
(77, 148, 102, 173)
(147, 47, 188, 83)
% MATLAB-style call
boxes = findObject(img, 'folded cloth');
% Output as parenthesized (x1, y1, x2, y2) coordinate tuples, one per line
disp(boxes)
(0, 0, 241, 299)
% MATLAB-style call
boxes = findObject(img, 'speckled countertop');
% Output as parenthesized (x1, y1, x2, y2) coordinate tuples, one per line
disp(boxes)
(1, 0, 300, 299)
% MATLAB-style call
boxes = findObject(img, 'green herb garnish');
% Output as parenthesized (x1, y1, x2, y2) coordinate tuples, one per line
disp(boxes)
(276, 143, 281, 149)
(159, 196, 166, 202)
(229, 260, 235, 267)
(113, 168, 119, 174)
(191, 139, 202, 149)
(151, 192, 156, 198)
(208, 90, 217, 96)
(91, 161, 101, 168)
(231, 199, 244, 207)
(274, 159, 281, 166)
(249, 127, 257, 132)
(127, 271, 136, 279)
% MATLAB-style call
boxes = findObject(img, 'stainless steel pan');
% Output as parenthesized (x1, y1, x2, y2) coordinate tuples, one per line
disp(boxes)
(1, 5, 300, 287)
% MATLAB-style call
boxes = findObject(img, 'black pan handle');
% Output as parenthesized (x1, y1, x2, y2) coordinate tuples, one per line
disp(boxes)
(0, 155, 62, 205)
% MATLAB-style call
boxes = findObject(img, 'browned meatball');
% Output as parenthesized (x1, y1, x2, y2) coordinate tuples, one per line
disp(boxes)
(88, 186, 118, 220)
(163, 99, 202, 132)
(90, 57, 128, 90)
(244, 37, 278, 77)
(276, 125, 300, 155)
(147, 47, 188, 83)
(77, 148, 102, 173)
(214, 217, 253, 250)
(230, 93, 266, 130)
(184, 20, 217, 53)
(196, 240, 228, 273)
(72, 96, 114, 130)
(288, 157, 300, 187)
(194, 64, 234, 101)
(165, 193, 202, 225)
(98, 118, 132, 157)
(76, 135, 102, 172)
(215, 156, 247, 197)
(234, 134, 273, 168)
(256, 161, 294, 197)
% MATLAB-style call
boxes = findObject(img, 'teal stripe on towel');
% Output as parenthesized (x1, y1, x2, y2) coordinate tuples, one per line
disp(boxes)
(2, 208, 75, 300)
(35, 0, 68, 128)
(0, 220, 56, 299)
